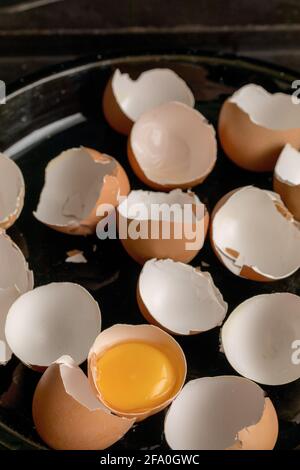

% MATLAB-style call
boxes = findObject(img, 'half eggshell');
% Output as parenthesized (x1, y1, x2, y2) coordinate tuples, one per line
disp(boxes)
(211, 186, 300, 281)
(164, 376, 278, 450)
(128, 101, 217, 189)
(117, 189, 209, 265)
(5, 282, 101, 368)
(103, 68, 195, 135)
(221, 293, 300, 386)
(88, 324, 187, 421)
(0, 153, 25, 229)
(34, 147, 130, 235)
(0, 231, 33, 365)
(32, 356, 134, 450)
(219, 84, 300, 171)
(137, 259, 227, 335)
(273, 143, 300, 221)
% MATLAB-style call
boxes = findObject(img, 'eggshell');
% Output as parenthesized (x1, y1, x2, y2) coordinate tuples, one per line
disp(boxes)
(137, 259, 227, 335)
(0, 231, 33, 365)
(221, 293, 300, 385)
(0, 153, 25, 229)
(103, 68, 195, 135)
(219, 84, 300, 171)
(32, 356, 134, 450)
(88, 324, 187, 421)
(117, 189, 209, 265)
(210, 186, 300, 280)
(34, 147, 130, 235)
(128, 101, 217, 190)
(164, 376, 278, 450)
(5, 282, 101, 368)
(273, 143, 300, 221)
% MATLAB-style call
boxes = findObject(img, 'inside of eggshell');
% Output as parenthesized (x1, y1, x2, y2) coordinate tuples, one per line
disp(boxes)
(0, 287, 18, 364)
(275, 144, 300, 185)
(5, 283, 101, 367)
(118, 189, 204, 222)
(112, 68, 195, 121)
(139, 259, 227, 334)
(230, 84, 300, 130)
(212, 186, 300, 279)
(0, 153, 24, 222)
(34, 148, 116, 226)
(59, 360, 108, 411)
(164, 376, 266, 450)
(130, 102, 216, 185)
(0, 233, 33, 293)
(221, 293, 300, 385)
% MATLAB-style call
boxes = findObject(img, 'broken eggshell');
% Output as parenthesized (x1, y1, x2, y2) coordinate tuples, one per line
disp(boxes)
(210, 186, 300, 281)
(34, 147, 130, 235)
(5, 282, 101, 369)
(88, 324, 187, 422)
(273, 143, 300, 221)
(221, 293, 300, 386)
(0, 153, 25, 229)
(32, 356, 134, 450)
(128, 101, 217, 190)
(117, 189, 209, 265)
(218, 84, 300, 171)
(137, 259, 227, 335)
(164, 376, 278, 450)
(103, 68, 195, 135)
(0, 231, 33, 365)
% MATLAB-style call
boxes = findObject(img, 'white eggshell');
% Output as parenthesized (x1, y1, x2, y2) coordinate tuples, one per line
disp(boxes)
(0, 232, 33, 365)
(138, 259, 227, 334)
(164, 376, 278, 450)
(221, 293, 300, 385)
(5, 282, 101, 368)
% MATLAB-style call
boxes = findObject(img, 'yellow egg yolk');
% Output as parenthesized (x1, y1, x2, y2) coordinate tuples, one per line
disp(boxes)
(96, 341, 177, 413)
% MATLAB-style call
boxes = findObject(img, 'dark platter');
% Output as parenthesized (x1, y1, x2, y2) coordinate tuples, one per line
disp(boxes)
(0, 51, 299, 450)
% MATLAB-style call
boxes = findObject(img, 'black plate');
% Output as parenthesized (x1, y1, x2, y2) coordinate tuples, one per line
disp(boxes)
(0, 52, 300, 450)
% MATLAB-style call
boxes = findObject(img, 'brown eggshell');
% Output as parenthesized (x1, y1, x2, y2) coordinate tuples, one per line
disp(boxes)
(34, 147, 130, 235)
(210, 186, 300, 281)
(219, 99, 300, 172)
(228, 398, 278, 450)
(103, 78, 133, 136)
(32, 358, 134, 450)
(88, 324, 187, 422)
(0, 153, 25, 230)
(117, 190, 209, 265)
(273, 177, 300, 221)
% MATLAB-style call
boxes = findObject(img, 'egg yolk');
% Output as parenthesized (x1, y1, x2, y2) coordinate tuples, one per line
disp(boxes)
(96, 341, 177, 413)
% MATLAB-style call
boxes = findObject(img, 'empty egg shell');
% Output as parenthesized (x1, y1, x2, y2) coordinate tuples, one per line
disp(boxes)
(5, 282, 101, 368)
(32, 356, 134, 450)
(103, 68, 195, 135)
(164, 376, 278, 450)
(137, 259, 227, 335)
(88, 324, 187, 421)
(34, 147, 130, 235)
(128, 101, 217, 190)
(273, 144, 300, 221)
(117, 189, 209, 265)
(0, 153, 25, 229)
(219, 84, 300, 171)
(210, 186, 300, 281)
(0, 231, 33, 365)
(221, 293, 300, 386)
